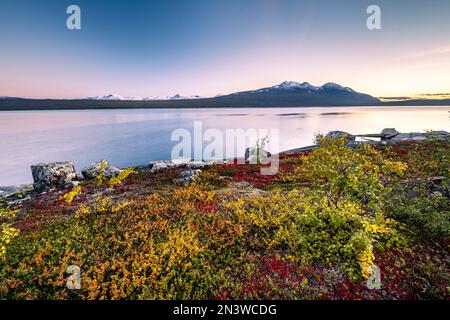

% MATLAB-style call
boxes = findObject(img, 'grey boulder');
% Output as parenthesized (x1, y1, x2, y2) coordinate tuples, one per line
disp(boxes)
(31, 161, 77, 193)
(0, 184, 34, 199)
(186, 160, 212, 169)
(82, 161, 121, 180)
(325, 131, 355, 141)
(177, 170, 202, 186)
(381, 128, 400, 139)
(171, 158, 192, 166)
(390, 132, 425, 142)
(149, 160, 175, 173)
(149, 159, 213, 173)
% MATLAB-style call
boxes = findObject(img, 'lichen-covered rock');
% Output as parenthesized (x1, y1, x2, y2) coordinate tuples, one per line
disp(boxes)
(186, 160, 211, 169)
(82, 161, 121, 180)
(0, 184, 34, 199)
(325, 131, 355, 140)
(149, 160, 175, 173)
(177, 169, 201, 186)
(31, 161, 77, 193)
(390, 132, 426, 142)
(149, 158, 217, 174)
(425, 131, 450, 140)
(428, 176, 450, 198)
(171, 158, 191, 166)
(381, 128, 400, 139)
(75, 172, 84, 181)
(148, 158, 194, 174)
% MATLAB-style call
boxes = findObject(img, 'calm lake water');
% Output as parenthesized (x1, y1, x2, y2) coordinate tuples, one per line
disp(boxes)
(0, 106, 449, 186)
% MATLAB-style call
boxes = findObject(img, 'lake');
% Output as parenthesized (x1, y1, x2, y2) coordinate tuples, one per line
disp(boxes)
(0, 106, 449, 186)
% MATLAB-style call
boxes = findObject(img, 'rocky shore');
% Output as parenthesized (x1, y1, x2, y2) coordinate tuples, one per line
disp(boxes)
(0, 127, 448, 300)
(1, 128, 449, 207)
(285, 128, 450, 153)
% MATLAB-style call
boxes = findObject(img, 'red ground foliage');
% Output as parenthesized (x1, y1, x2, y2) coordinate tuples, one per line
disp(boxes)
(213, 152, 307, 189)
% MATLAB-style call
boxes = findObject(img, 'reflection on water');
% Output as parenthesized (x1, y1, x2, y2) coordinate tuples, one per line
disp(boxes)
(320, 112, 358, 116)
(276, 113, 306, 117)
(0, 106, 449, 185)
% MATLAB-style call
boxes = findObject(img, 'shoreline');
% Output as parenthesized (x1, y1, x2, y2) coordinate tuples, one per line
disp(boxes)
(1, 128, 449, 201)
(1, 100, 450, 112)
(1, 104, 450, 113)
(1, 130, 449, 300)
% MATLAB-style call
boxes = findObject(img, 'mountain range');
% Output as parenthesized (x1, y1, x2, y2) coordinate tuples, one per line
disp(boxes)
(1, 81, 449, 110)
(86, 94, 203, 101)
(218, 81, 380, 106)
(84, 81, 379, 105)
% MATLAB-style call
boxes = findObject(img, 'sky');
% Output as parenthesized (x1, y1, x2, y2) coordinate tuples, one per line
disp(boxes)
(0, 0, 449, 99)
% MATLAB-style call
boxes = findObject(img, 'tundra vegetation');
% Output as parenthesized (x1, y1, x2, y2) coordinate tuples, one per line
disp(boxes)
(0, 136, 448, 300)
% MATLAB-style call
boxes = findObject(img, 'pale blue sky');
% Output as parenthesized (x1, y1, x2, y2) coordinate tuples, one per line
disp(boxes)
(1, 0, 449, 98)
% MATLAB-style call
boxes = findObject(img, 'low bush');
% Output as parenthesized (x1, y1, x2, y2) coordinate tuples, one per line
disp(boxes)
(0, 137, 447, 299)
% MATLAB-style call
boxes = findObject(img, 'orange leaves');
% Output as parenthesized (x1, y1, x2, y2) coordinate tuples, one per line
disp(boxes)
(1, 140, 448, 300)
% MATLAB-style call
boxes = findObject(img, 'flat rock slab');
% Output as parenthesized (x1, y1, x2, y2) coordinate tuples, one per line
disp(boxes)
(149, 159, 213, 173)
(171, 158, 191, 166)
(218, 181, 266, 199)
(186, 161, 211, 169)
(0, 184, 34, 199)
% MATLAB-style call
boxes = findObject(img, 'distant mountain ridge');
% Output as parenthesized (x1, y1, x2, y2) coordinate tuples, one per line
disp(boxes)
(84, 81, 376, 104)
(241, 81, 355, 93)
(1, 81, 449, 110)
(218, 81, 380, 106)
(86, 94, 203, 101)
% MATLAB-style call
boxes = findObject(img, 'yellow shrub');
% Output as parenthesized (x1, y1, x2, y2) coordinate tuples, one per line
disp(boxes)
(60, 186, 82, 205)
(109, 168, 135, 186)
(0, 225, 20, 259)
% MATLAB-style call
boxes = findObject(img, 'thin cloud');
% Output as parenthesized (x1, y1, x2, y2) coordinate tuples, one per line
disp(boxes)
(420, 93, 450, 96)
(379, 96, 412, 101)
(408, 45, 450, 58)
(414, 93, 450, 99)
(379, 93, 450, 101)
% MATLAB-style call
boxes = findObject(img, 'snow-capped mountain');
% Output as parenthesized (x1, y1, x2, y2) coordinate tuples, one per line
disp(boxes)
(87, 94, 127, 101)
(3, 81, 450, 108)
(0, 96, 18, 99)
(1, 80, 380, 108)
(319, 82, 355, 93)
(169, 94, 202, 100)
(272, 81, 318, 90)
(87, 94, 203, 101)
(246, 81, 318, 94)
(79, 81, 369, 103)
(218, 81, 381, 106)
(236, 81, 358, 95)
